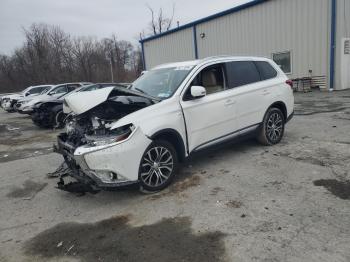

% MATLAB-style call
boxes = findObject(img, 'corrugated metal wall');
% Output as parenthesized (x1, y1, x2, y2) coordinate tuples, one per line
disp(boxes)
(195, 0, 329, 80)
(143, 0, 332, 84)
(335, 0, 350, 89)
(143, 28, 195, 69)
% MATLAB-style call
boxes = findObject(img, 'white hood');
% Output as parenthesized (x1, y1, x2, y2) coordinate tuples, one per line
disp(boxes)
(3, 93, 22, 100)
(63, 86, 115, 115)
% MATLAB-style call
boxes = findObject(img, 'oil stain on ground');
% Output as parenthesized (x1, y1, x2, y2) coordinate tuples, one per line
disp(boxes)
(210, 187, 225, 196)
(149, 171, 201, 200)
(170, 173, 201, 193)
(225, 200, 242, 208)
(313, 179, 350, 200)
(24, 216, 226, 262)
(6, 180, 47, 199)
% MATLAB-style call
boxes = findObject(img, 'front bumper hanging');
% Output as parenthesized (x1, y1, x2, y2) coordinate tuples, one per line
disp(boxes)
(53, 134, 138, 193)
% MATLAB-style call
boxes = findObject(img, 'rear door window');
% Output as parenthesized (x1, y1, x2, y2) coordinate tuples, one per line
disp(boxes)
(67, 84, 80, 92)
(225, 61, 261, 88)
(255, 61, 277, 80)
(52, 85, 68, 94)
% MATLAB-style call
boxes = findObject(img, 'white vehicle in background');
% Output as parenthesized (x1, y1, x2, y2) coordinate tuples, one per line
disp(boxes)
(55, 56, 294, 193)
(0, 85, 53, 112)
(15, 82, 91, 114)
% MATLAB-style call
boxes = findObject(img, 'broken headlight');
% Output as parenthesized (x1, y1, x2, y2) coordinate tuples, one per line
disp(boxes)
(86, 124, 135, 147)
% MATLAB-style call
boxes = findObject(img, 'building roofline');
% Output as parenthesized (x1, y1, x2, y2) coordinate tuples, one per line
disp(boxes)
(139, 0, 268, 44)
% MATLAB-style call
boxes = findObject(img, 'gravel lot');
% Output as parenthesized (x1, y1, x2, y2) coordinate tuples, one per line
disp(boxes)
(1, 90, 350, 262)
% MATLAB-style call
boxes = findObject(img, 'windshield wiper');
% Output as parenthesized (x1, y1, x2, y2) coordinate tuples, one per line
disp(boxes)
(115, 86, 161, 102)
(134, 87, 146, 94)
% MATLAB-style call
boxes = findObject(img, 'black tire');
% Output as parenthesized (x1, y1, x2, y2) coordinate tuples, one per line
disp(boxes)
(32, 120, 42, 127)
(54, 110, 65, 128)
(257, 107, 285, 146)
(139, 140, 178, 192)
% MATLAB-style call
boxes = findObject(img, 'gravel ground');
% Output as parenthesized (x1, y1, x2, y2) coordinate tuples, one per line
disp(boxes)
(0, 90, 350, 262)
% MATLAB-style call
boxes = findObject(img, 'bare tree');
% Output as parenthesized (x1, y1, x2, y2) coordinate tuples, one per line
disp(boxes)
(0, 23, 143, 92)
(146, 3, 175, 36)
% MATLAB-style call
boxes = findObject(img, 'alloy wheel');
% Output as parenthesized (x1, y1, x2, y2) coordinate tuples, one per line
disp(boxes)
(266, 112, 283, 142)
(140, 146, 174, 188)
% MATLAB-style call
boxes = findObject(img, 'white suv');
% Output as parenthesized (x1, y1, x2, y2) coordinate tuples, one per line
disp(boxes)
(55, 56, 294, 193)
(15, 82, 90, 114)
(1, 85, 53, 112)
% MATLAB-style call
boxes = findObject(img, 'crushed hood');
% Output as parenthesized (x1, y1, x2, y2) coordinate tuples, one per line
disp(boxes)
(64, 86, 115, 115)
(63, 86, 159, 115)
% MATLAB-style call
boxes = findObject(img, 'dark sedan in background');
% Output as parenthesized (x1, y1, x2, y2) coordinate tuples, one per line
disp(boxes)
(31, 83, 128, 128)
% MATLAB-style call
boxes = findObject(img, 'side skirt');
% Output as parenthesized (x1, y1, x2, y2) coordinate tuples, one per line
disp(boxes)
(191, 123, 261, 154)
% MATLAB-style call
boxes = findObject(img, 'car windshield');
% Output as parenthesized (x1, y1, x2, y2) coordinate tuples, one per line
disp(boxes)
(21, 86, 31, 95)
(130, 66, 194, 99)
(79, 84, 101, 92)
(57, 91, 74, 99)
(78, 83, 115, 92)
(57, 84, 120, 99)
(58, 86, 83, 99)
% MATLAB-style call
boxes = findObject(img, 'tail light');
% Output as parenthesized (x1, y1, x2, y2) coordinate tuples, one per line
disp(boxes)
(285, 80, 293, 88)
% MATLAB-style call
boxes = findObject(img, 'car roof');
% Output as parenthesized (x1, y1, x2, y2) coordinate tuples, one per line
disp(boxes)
(153, 60, 200, 69)
(29, 85, 54, 88)
(152, 56, 273, 70)
(51, 82, 87, 88)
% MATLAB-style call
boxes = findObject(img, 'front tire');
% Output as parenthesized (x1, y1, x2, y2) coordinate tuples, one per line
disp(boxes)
(257, 107, 285, 146)
(139, 140, 178, 192)
(54, 110, 65, 128)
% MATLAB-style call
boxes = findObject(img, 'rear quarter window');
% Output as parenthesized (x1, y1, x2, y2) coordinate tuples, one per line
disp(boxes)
(225, 61, 261, 88)
(255, 61, 278, 80)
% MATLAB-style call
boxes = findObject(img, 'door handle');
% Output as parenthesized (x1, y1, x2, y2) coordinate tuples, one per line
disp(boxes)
(224, 99, 236, 106)
(262, 89, 271, 96)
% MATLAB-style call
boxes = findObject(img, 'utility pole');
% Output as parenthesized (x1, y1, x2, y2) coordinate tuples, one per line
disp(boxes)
(109, 56, 114, 82)
(105, 40, 114, 82)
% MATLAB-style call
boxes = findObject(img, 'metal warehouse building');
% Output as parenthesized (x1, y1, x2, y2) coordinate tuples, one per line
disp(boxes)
(140, 0, 350, 90)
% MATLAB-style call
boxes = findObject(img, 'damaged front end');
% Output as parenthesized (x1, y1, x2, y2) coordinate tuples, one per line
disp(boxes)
(53, 87, 156, 193)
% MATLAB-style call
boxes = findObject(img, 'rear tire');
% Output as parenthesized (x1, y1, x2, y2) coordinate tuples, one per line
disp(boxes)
(139, 140, 178, 192)
(257, 107, 285, 146)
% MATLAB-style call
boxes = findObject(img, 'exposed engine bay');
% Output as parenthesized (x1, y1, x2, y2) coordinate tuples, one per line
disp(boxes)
(63, 89, 154, 147)
(53, 87, 157, 193)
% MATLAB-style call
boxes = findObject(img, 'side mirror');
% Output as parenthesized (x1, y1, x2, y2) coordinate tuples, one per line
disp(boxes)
(190, 85, 206, 98)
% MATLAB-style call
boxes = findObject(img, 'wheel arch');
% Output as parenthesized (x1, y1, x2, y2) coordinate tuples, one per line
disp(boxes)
(51, 104, 64, 113)
(150, 128, 186, 162)
(267, 101, 287, 121)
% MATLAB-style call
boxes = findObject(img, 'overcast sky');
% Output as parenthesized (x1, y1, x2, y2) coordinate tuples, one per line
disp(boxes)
(0, 0, 251, 55)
